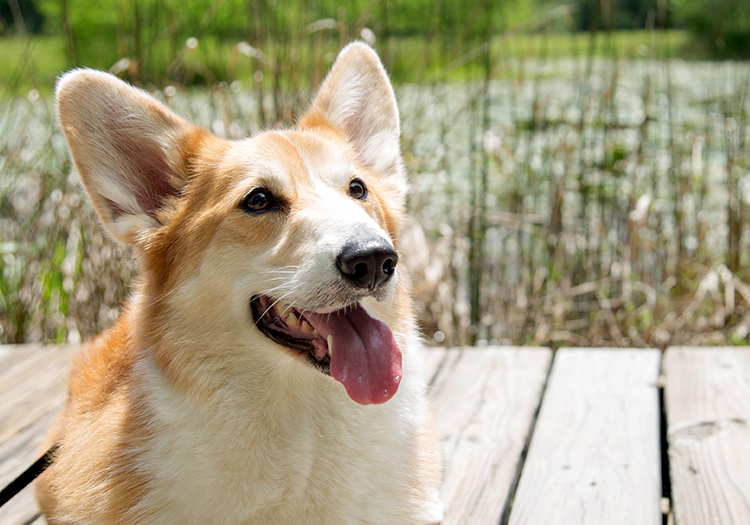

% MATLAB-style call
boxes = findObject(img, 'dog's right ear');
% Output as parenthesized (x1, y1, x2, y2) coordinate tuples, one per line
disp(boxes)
(56, 69, 209, 245)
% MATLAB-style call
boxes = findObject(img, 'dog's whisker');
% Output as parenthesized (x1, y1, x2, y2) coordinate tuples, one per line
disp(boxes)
(256, 290, 299, 321)
(255, 267, 299, 276)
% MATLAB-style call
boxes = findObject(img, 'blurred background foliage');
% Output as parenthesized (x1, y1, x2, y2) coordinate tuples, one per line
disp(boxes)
(1, 0, 748, 94)
(1, 0, 749, 348)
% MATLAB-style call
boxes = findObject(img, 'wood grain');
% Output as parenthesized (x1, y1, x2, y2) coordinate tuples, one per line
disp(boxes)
(664, 347, 750, 525)
(508, 348, 663, 525)
(428, 346, 552, 525)
(0, 344, 73, 525)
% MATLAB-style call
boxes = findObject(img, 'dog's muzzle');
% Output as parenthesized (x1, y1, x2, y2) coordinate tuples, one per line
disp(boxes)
(249, 232, 402, 405)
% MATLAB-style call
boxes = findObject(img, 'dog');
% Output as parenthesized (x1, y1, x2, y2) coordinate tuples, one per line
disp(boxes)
(35, 42, 444, 524)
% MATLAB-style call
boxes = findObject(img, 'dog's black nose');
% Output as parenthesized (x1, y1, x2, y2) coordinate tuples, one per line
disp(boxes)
(337, 237, 398, 290)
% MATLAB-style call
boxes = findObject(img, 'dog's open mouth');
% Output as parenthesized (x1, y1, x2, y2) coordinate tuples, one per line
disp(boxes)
(251, 295, 402, 405)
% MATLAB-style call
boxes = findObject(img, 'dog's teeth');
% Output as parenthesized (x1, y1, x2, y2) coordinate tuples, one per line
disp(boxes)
(313, 329, 319, 337)
(287, 311, 299, 326)
(327, 335, 334, 356)
(301, 320, 313, 332)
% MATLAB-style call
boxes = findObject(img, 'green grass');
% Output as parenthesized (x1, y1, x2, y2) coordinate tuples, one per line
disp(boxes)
(0, 36, 68, 97)
(382, 29, 694, 82)
(0, 30, 696, 97)
(490, 29, 693, 60)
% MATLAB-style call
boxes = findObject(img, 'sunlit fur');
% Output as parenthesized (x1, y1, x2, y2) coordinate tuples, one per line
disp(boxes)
(36, 43, 444, 524)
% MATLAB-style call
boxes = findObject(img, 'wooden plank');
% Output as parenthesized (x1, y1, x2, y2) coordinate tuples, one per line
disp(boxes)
(664, 347, 750, 525)
(508, 348, 662, 525)
(423, 346, 448, 384)
(429, 346, 552, 525)
(0, 486, 42, 525)
(0, 347, 71, 441)
(0, 345, 72, 480)
(0, 345, 74, 525)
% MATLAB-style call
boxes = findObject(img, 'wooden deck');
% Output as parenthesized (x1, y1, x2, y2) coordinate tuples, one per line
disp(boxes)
(1, 344, 749, 524)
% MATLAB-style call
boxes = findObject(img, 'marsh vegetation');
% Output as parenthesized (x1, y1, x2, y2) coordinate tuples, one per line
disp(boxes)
(1, 1, 749, 348)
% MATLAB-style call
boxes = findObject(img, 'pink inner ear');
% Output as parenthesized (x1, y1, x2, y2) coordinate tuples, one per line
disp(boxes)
(299, 44, 401, 175)
(111, 127, 178, 220)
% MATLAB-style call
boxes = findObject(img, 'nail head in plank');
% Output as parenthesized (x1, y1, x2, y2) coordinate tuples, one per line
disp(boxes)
(508, 348, 662, 525)
(664, 347, 750, 525)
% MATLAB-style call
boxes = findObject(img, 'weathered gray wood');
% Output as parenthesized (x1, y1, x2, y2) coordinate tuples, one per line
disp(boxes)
(423, 345, 448, 384)
(0, 344, 73, 525)
(428, 346, 552, 525)
(508, 348, 662, 525)
(664, 347, 750, 525)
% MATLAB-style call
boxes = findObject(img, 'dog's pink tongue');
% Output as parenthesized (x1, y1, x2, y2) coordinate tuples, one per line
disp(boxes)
(304, 304, 402, 405)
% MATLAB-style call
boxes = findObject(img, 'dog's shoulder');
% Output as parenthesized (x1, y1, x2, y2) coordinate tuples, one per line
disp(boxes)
(66, 315, 136, 413)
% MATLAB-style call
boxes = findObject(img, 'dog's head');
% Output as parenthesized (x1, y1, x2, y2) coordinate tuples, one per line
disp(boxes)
(56, 43, 410, 405)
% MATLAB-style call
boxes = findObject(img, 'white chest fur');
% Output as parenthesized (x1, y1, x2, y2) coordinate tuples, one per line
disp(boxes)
(129, 342, 430, 525)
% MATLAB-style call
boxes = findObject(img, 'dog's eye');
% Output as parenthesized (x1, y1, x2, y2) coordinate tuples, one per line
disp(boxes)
(348, 179, 367, 200)
(241, 188, 277, 212)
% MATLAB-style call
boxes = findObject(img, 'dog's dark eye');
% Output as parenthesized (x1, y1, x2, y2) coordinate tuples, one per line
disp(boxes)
(349, 179, 367, 200)
(242, 188, 277, 213)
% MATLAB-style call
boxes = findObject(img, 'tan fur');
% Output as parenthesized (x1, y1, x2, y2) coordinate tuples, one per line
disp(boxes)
(37, 43, 443, 524)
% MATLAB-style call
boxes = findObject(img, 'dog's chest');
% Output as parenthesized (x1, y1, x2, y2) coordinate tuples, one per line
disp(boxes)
(136, 371, 414, 524)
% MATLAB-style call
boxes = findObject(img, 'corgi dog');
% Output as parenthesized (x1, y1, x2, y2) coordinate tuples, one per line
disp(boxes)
(36, 43, 444, 524)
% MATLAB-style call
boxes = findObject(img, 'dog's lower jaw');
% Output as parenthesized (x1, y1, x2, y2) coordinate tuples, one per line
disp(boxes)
(250, 294, 404, 405)
(250, 294, 331, 371)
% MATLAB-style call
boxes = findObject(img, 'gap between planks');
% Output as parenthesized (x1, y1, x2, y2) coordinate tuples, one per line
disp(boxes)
(426, 346, 552, 525)
(507, 348, 663, 525)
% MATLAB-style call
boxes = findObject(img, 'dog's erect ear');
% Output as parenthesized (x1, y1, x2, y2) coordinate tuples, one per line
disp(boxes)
(56, 69, 207, 245)
(300, 43, 405, 197)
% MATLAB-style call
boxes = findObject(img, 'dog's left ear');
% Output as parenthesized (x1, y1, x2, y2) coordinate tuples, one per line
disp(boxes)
(300, 43, 405, 200)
